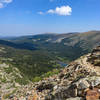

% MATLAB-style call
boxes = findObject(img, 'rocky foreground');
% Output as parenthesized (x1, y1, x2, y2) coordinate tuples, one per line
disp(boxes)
(32, 46, 100, 100)
(1, 46, 100, 100)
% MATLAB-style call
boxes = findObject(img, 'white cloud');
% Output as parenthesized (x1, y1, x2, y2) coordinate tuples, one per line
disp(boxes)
(47, 5, 72, 16)
(0, 2, 3, 8)
(47, 9, 54, 13)
(0, 0, 13, 8)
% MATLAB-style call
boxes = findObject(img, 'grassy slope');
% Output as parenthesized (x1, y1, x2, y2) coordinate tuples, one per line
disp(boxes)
(0, 45, 61, 81)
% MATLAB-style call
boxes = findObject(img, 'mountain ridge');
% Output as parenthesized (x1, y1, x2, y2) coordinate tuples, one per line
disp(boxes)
(4, 31, 100, 58)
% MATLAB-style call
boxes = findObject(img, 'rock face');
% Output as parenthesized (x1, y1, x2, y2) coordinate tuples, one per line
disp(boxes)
(33, 46, 100, 100)
(36, 82, 54, 92)
(88, 46, 100, 66)
(1, 46, 100, 100)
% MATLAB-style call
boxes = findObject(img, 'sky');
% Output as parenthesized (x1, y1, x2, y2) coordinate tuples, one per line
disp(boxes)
(0, 0, 100, 36)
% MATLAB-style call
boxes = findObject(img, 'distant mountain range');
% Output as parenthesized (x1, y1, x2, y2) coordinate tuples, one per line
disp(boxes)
(1, 31, 100, 60)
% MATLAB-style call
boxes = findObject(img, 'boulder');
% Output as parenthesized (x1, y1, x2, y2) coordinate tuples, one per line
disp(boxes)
(66, 97, 84, 100)
(36, 82, 53, 92)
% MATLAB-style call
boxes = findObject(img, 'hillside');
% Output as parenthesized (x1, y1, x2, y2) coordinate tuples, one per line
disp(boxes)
(0, 31, 100, 80)
(5, 31, 100, 61)
(0, 45, 61, 81)
(0, 62, 29, 99)
(0, 40, 36, 50)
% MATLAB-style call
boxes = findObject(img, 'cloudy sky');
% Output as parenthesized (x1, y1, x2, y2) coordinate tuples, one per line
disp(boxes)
(0, 0, 100, 36)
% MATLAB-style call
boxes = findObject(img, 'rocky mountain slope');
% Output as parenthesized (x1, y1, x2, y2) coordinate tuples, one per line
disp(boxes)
(0, 56, 30, 99)
(32, 45, 100, 100)
(1, 45, 100, 100)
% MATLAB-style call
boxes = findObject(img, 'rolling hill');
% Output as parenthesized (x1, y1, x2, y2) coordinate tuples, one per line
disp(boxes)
(4, 31, 100, 61)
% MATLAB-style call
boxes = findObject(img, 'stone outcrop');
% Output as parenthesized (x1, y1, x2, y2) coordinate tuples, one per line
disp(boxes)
(87, 46, 100, 66)
(33, 46, 100, 100)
